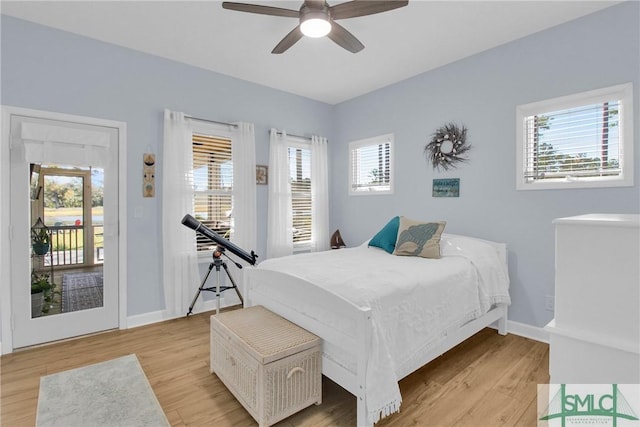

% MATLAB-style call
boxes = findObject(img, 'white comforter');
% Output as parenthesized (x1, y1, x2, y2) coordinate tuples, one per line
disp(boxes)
(255, 234, 511, 424)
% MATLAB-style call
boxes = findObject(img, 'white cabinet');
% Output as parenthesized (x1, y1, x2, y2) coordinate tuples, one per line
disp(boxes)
(547, 214, 640, 384)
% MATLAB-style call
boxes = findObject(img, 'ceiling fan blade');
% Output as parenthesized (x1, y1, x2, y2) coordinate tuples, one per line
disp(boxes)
(272, 26, 304, 54)
(222, 2, 300, 18)
(327, 21, 364, 53)
(330, 0, 408, 20)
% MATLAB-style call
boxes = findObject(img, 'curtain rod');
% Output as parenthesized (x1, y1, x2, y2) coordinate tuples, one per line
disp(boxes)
(273, 130, 313, 141)
(185, 114, 237, 128)
(183, 118, 320, 142)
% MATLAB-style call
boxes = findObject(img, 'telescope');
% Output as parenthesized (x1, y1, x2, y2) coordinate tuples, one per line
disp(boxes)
(181, 214, 258, 265)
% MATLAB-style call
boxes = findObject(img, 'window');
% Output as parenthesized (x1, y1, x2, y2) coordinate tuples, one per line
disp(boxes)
(288, 142, 312, 247)
(349, 134, 394, 195)
(192, 131, 233, 252)
(516, 83, 633, 190)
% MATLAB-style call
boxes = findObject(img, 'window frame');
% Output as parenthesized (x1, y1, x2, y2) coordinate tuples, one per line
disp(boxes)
(348, 133, 394, 196)
(516, 83, 634, 190)
(287, 138, 313, 252)
(189, 120, 234, 258)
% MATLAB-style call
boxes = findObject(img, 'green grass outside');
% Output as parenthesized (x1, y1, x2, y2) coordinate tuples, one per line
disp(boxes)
(44, 206, 103, 220)
(43, 206, 104, 251)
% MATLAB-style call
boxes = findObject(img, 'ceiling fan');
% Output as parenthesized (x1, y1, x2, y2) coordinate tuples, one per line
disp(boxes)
(221, 0, 409, 54)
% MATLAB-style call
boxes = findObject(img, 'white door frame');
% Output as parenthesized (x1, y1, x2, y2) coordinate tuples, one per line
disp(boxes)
(0, 105, 128, 354)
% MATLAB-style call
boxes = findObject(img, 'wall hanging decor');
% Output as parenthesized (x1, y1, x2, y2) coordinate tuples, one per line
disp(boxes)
(143, 153, 156, 197)
(432, 178, 460, 197)
(256, 165, 268, 185)
(425, 122, 470, 171)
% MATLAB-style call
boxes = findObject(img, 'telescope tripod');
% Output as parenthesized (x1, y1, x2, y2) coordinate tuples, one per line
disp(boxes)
(186, 251, 243, 316)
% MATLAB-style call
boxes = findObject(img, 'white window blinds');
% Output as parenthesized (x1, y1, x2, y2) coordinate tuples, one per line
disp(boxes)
(192, 133, 233, 251)
(516, 83, 633, 190)
(288, 145, 312, 244)
(349, 134, 393, 194)
(524, 101, 622, 181)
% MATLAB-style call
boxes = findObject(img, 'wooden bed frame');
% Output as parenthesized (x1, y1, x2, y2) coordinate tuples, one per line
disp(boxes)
(244, 268, 508, 427)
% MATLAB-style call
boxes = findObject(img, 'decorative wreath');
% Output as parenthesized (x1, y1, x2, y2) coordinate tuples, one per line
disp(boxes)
(425, 123, 470, 171)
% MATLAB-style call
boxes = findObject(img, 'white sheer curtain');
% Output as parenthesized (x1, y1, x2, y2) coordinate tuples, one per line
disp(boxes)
(162, 109, 200, 317)
(311, 135, 330, 252)
(266, 129, 293, 259)
(228, 122, 257, 291)
(230, 122, 257, 252)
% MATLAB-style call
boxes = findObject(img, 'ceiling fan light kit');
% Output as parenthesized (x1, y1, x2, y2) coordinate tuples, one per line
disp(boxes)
(222, 0, 409, 54)
(300, 12, 331, 38)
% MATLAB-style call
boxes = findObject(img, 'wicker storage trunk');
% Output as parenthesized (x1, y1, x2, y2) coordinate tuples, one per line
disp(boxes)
(210, 305, 322, 427)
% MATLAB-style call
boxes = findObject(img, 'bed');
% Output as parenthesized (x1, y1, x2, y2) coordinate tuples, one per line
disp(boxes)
(243, 233, 511, 427)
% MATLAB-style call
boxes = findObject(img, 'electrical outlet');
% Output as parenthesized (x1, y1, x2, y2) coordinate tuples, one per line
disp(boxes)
(545, 295, 555, 311)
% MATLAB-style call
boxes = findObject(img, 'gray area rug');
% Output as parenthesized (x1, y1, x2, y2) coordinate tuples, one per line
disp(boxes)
(36, 354, 170, 427)
(62, 271, 103, 312)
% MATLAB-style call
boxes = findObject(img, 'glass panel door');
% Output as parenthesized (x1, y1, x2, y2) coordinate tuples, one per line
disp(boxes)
(9, 111, 120, 350)
(32, 166, 105, 317)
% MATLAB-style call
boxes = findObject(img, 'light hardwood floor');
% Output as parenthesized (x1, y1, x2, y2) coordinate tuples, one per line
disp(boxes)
(1, 308, 549, 426)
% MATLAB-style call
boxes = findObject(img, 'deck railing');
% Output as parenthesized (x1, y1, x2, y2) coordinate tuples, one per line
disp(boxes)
(47, 225, 104, 267)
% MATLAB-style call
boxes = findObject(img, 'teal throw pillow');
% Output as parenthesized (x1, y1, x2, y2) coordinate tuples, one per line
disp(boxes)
(368, 216, 400, 254)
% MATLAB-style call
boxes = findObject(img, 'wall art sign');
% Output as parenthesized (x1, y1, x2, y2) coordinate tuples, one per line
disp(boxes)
(433, 178, 460, 197)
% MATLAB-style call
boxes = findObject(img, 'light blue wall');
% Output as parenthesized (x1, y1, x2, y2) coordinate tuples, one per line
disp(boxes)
(330, 1, 640, 327)
(1, 1, 638, 344)
(1, 15, 333, 322)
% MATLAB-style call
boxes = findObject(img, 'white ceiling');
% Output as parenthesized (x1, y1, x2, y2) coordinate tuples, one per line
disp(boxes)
(1, 1, 622, 104)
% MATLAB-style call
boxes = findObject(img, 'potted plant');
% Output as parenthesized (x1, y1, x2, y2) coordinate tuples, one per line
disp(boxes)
(31, 273, 56, 316)
(31, 225, 51, 255)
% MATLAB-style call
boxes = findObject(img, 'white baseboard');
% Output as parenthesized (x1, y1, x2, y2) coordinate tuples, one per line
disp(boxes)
(491, 319, 549, 343)
(509, 320, 549, 343)
(127, 310, 171, 329)
(0, 340, 3, 355)
(126, 298, 238, 329)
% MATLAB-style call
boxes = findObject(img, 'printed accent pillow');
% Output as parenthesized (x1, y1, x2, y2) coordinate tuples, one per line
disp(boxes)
(393, 217, 446, 259)
(368, 216, 400, 254)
